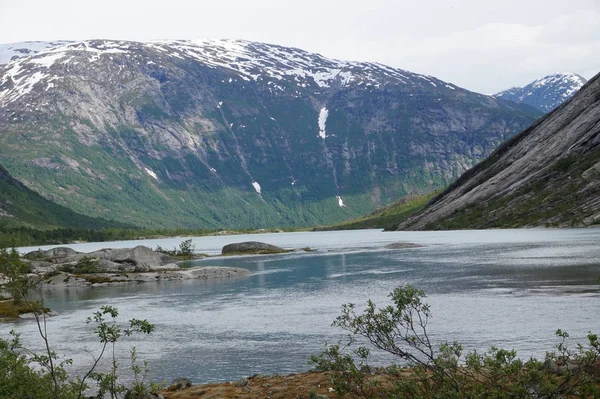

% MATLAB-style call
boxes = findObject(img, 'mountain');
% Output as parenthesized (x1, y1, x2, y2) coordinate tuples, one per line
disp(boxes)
(0, 41, 72, 64)
(0, 161, 129, 230)
(396, 72, 600, 230)
(0, 39, 542, 229)
(495, 73, 587, 113)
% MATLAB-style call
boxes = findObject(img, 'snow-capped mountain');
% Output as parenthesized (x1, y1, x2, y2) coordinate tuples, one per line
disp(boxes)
(0, 39, 461, 107)
(495, 73, 587, 113)
(0, 41, 72, 64)
(0, 39, 541, 228)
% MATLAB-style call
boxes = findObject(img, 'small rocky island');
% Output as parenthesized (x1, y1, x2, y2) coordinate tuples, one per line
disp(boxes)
(221, 241, 289, 255)
(20, 245, 250, 287)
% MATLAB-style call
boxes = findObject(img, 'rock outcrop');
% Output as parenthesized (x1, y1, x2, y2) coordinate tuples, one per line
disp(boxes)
(222, 241, 288, 255)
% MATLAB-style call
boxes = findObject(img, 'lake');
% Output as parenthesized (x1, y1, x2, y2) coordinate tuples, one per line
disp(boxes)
(4, 228, 600, 386)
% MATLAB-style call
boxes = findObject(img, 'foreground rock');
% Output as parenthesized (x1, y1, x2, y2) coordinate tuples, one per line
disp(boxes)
(221, 241, 288, 255)
(162, 372, 334, 399)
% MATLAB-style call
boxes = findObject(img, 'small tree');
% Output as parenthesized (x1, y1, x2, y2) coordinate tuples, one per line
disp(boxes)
(178, 239, 195, 258)
(0, 246, 158, 399)
(0, 247, 32, 304)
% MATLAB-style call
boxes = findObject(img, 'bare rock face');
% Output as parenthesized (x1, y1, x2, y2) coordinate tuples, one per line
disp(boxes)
(398, 71, 600, 230)
(222, 241, 287, 255)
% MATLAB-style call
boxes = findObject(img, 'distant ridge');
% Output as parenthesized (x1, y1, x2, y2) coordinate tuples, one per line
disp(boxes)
(495, 72, 588, 113)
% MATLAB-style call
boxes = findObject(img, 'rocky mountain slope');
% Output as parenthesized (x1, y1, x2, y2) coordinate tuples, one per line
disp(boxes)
(0, 39, 541, 228)
(495, 73, 587, 113)
(397, 72, 600, 230)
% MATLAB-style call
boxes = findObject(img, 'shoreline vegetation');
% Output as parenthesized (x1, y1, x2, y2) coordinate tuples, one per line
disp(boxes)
(0, 226, 310, 248)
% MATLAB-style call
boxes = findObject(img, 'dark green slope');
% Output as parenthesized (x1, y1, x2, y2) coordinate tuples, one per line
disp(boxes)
(0, 163, 129, 230)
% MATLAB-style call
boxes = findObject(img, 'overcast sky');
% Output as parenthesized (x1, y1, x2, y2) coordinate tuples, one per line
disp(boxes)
(0, 0, 598, 94)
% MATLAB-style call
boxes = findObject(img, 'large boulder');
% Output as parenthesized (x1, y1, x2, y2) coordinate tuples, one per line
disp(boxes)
(83, 246, 175, 271)
(24, 247, 79, 260)
(221, 241, 287, 255)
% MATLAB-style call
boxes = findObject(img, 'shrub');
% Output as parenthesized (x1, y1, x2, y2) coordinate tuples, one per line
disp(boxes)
(155, 239, 195, 259)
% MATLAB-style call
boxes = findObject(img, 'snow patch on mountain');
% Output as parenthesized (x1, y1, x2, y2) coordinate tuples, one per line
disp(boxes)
(145, 168, 158, 180)
(0, 41, 72, 64)
(252, 181, 262, 194)
(318, 107, 329, 139)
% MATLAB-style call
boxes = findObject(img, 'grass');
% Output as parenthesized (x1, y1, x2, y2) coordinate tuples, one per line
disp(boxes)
(0, 300, 49, 319)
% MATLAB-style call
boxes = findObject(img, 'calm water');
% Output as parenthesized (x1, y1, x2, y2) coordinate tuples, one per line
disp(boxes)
(5, 229, 600, 385)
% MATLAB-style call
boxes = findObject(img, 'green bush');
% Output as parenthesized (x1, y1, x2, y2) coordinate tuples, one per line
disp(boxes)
(155, 239, 195, 259)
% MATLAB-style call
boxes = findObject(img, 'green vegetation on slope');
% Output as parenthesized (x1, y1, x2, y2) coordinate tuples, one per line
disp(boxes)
(0, 163, 129, 231)
(315, 191, 439, 231)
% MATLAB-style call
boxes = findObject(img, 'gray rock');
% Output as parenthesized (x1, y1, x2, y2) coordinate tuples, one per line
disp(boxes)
(222, 241, 287, 255)
(59, 246, 175, 271)
(398, 72, 600, 230)
(25, 247, 79, 260)
(19, 310, 58, 319)
(189, 267, 249, 279)
(28, 260, 56, 272)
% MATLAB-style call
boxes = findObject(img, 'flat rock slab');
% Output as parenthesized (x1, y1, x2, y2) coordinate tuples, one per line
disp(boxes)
(221, 241, 287, 255)
(384, 242, 424, 249)
(40, 267, 250, 287)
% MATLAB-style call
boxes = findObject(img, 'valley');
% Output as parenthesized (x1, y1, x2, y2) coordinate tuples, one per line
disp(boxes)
(0, 39, 541, 230)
